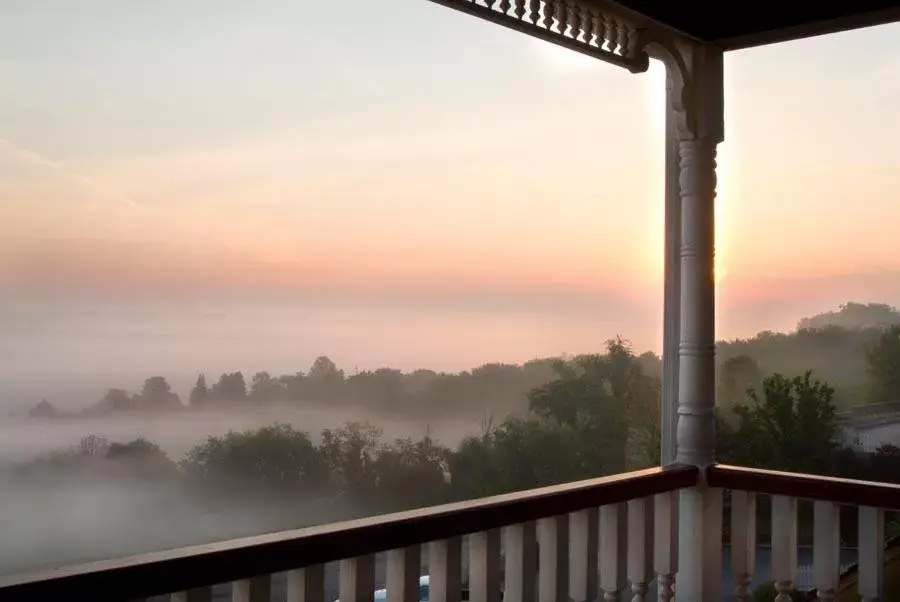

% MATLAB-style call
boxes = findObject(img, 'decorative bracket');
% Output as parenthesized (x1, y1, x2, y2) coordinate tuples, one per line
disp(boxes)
(640, 33, 724, 143)
(425, 0, 724, 143)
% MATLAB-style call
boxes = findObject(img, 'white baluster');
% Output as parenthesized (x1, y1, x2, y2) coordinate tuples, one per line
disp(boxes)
(171, 589, 213, 602)
(600, 503, 627, 601)
(232, 576, 271, 602)
(771, 496, 798, 602)
(676, 486, 723, 602)
(569, 509, 598, 602)
(340, 556, 376, 602)
(730, 491, 756, 602)
(538, 515, 569, 602)
(469, 530, 502, 602)
(504, 522, 538, 602)
(859, 506, 885, 602)
(627, 498, 649, 601)
(812, 501, 840, 602)
(653, 491, 676, 602)
(287, 565, 325, 602)
(388, 546, 422, 602)
(430, 538, 463, 602)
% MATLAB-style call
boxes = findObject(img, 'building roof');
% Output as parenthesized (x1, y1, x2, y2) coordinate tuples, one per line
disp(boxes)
(610, 0, 900, 49)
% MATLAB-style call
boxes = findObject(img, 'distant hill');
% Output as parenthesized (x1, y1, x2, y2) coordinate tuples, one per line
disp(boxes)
(797, 302, 900, 331)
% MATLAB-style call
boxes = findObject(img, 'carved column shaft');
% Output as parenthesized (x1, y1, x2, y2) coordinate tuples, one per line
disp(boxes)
(674, 136, 718, 467)
(660, 69, 681, 468)
(655, 39, 724, 602)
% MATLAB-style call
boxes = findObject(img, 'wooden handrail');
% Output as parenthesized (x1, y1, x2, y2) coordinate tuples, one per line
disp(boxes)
(707, 463, 900, 509)
(0, 465, 698, 601)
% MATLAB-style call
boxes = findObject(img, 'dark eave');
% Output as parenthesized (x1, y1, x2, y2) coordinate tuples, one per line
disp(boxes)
(610, 0, 900, 50)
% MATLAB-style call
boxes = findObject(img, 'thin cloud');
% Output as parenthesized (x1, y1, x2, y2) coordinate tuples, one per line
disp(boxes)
(0, 138, 137, 207)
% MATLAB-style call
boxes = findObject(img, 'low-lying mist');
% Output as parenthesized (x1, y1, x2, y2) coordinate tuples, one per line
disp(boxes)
(0, 407, 481, 577)
(0, 406, 477, 465)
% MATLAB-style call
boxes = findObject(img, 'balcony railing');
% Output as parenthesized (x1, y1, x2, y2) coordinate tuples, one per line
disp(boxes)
(1, 463, 898, 602)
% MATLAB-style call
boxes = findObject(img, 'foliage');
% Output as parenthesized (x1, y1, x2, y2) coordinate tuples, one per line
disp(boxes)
(720, 372, 837, 474)
(189, 374, 209, 406)
(797, 302, 900, 331)
(718, 324, 883, 409)
(137, 376, 182, 409)
(751, 581, 804, 602)
(718, 355, 762, 416)
(182, 424, 328, 493)
(374, 435, 451, 510)
(528, 338, 659, 474)
(250, 371, 286, 403)
(16, 435, 177, 480)
(866, 325, 900, 402)
(210, 372, 247, 402)
(96, 388, 135, 412)
(34, 301, 900, 421)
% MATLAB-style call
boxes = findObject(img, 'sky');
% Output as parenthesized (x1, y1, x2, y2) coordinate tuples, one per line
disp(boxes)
(0, 1, 899, 386)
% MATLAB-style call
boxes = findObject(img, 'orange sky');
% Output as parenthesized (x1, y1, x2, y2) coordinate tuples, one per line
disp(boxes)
(1, 2, 899, 355)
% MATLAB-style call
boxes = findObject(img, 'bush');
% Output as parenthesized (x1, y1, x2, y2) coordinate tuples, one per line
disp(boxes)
(752, 581, 805, 602)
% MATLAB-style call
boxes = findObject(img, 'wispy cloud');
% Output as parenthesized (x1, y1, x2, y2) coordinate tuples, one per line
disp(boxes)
(0, 138, 137, 207)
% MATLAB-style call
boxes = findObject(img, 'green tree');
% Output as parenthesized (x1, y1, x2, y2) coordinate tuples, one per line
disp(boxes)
(374, 435, 451, 510)
(725, 372, 837, 474)
(319, 422, 381, 498)
(527, 337, 659, 474)
(182, 424, 327, 493)
(866, 325, 900, 402)
(106, 438, 178, 479)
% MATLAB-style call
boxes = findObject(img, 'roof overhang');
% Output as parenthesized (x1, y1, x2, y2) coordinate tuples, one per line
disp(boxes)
(609, 0, 900, 50)
(425, 1, 900, 79)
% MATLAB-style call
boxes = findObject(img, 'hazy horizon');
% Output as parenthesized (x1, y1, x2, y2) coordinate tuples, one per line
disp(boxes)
(2, 3, 899, 402)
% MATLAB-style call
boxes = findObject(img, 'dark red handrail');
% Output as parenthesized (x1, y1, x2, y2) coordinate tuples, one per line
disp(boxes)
(0, 465, 698, 601)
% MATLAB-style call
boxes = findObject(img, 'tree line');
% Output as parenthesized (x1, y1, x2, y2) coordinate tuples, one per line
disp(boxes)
(29, 305, 900, 423)
(17, 330, 900, 512)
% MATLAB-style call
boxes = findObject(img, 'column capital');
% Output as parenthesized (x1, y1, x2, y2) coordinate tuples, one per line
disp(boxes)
(639, 35, 724, 143)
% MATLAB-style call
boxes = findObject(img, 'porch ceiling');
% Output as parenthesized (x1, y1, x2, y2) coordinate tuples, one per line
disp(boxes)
(610, 0, 900, 49)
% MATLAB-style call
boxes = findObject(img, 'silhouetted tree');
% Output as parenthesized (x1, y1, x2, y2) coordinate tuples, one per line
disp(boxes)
(250, 371, 285, 402)
(137, 376, 181, 410)
(797, 302, 900, 331)
(718, 355, 762, 416)
(308, 356, 344, 401)
(182, 424, 328, 493)
(189, 374, 209, 406)
(29, 398, 59, 419)
(96, 388, 134, 412)
(211, 372, 247, 402)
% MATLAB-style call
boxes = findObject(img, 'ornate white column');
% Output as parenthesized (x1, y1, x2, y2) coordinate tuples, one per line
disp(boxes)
(660, 69, 681, 468)
(648, 37, 724, 602)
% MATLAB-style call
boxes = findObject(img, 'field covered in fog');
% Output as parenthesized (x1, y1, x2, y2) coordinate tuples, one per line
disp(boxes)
(2, 303, 898, 581)
(0, 406, 478, 466)
(0, 407, 480, 576)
